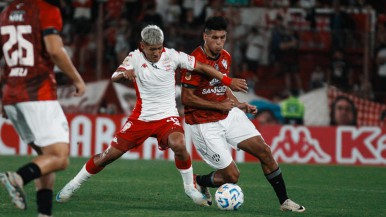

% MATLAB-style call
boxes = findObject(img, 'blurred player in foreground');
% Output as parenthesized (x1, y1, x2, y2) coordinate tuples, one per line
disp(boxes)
(0, 0, 86, 216)
(56, 25, 248, 206)
(181, 16, 305, 212)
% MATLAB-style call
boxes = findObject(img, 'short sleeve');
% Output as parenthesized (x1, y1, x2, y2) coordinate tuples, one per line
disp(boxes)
(39, 5, 62, 33)
(117, 52, 135, 71)
(170, 49, 196, 71)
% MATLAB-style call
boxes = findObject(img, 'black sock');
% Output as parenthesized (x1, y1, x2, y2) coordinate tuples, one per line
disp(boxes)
(16, 163, 42, 185)
(196, 171, 217, 188)
(265, 167, 288, 204)
(36, 189, 52, 216)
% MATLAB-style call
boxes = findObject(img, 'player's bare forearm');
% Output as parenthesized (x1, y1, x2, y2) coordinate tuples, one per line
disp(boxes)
(44, 34, 86, 96)
(226, 89, 257, 114)
(112, 69, 136, 83)
(193, 62, 248, 92)
(111, 71, 125, 82)
(181, 87, 235, 112)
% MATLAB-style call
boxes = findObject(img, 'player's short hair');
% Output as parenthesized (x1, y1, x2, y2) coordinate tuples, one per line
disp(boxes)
(141, 25, 164, 45)
(204, 16, 228, 33)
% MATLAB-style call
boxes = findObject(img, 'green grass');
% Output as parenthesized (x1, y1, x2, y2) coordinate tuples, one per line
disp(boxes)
(0, 156, 385, 217)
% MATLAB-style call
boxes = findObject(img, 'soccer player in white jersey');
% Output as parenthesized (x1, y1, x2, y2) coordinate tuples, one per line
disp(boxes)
(181, 16, 305, 212)
(56, 25, 248, 206)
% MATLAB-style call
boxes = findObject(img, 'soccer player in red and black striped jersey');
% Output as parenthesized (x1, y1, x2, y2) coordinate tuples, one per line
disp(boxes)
(181, 16, 305, 212)
(0, 0, 85, 216)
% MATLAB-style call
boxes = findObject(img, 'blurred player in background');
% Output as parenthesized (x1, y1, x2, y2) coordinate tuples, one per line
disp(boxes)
(181, 16, 305, 212)
(0, 0, 86, 216)
(56, 25, 248, 206)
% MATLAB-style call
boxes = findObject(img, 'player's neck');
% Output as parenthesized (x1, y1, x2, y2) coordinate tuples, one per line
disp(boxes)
(203, 45, 220, 60)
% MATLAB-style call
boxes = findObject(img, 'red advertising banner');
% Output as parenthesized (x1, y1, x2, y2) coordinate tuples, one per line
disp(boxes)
(1, 115, 385, 166)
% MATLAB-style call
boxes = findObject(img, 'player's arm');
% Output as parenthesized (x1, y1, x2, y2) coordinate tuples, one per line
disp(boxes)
(226, 89, 257, 114)
(193, 61, 248, 93)
(111, 69, 136, 82)
(181, 85, 234, 112)
(44, 34, 86, 96)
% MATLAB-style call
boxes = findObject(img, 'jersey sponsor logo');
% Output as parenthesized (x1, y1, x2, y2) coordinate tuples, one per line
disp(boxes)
(211, 153, 220, 162)
(166, 117, 181, 126)
(209, 78, 221, 86)
(202, 86, 227, 95)
(9, 11, 25, 22)
(222, 59, 228, 69)
(9, 67, 28, 77)
(120, 121, 133, 133)
(185, 72, 191, 80)
(214, 63, 219, 71)
(271, 126, 331, 163)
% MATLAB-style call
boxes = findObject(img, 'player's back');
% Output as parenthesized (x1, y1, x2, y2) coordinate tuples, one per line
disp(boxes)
(0, 0, 60, 105)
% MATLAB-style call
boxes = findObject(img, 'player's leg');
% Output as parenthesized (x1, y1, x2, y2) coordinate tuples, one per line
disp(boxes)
(0, 102, 69, 210)
(238, 135, 305, 212)
(227, 108, 305, 212)
(187, 120, 238, 205)
(164, 129, 210, 206)
(56, 145, 125, 202)
(35, 173, 55, 217)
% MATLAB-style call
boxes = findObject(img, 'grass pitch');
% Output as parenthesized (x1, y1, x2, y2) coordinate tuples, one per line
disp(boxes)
(0, 155, 385, 217)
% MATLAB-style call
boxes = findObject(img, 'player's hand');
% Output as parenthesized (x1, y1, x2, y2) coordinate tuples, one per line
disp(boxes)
(219, 98, 236, 112)
(237, 102, 257, 114)
(73, 80, 86, 97)
(229, 78, 248, 93)
(123, 69, 136, 81)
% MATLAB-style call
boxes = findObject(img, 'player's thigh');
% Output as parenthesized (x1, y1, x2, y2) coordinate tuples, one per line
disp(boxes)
(5, 101, 69, 147)
(224, 108, 260, 148)
(114, 119, 153, 152)
(156, 117, 184, 150)
(4, 104, 36, 144)
(188, 122, 232, 170)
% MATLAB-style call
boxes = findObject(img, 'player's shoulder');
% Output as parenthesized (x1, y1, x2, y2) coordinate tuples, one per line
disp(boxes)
(37, 0, 60, 13)
(220, 49, 231, 59)
(190, 47, 206, 61)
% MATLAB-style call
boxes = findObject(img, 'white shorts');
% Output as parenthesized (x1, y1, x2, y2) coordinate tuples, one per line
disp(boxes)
(187, 108, 260, 169)
(4, 101, 69, 147)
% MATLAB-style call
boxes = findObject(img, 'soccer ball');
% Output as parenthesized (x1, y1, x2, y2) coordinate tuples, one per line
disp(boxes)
(215, 183, 244, 211)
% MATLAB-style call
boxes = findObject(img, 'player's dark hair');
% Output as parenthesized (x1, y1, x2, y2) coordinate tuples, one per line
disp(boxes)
(330, 95, 357, 126)
(204, 16, 228, 34)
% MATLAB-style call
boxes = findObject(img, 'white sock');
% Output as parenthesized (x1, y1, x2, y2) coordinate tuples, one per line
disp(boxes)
(178, 166, 194, 188)
(71, 165, 92, 185)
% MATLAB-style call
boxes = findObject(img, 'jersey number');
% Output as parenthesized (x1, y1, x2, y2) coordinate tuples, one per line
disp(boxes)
(1, 25, 34, 67)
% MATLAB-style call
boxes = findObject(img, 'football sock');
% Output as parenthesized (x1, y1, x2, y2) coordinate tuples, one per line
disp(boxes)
(85, 156, 105, 174)
(265, 167, 288, 204)
(36, 189, 52, 216)
(179, 167, 194, 186)
(175, 157, 192, 170)
(72, 165, 92, 185)
(175, 157, 194, 186)
(16, 162, 42, 185)
(71, 156, 104, 185)
(196, 171, 217, 188)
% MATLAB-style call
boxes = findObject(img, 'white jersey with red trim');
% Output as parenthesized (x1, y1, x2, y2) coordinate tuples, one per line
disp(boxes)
(117, 48, 196, 121)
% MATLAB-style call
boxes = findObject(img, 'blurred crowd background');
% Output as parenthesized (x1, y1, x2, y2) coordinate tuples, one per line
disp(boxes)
(1, 0, 386, 126)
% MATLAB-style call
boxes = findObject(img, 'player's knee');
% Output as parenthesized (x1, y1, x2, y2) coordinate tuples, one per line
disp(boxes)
(58, 155, 70, 170)
(168, 139, 186, 153)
